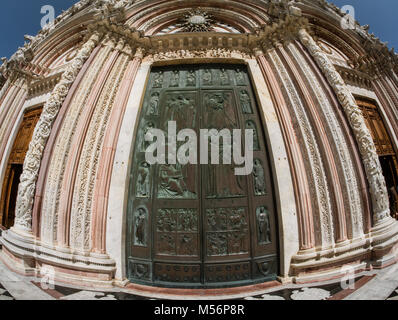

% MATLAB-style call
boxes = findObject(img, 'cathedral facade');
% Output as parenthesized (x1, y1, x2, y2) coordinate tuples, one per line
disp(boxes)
(0, 0, 398, 296)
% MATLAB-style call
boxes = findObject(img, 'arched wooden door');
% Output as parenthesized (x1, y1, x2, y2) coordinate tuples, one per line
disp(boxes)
(0, 107, 42, 229)
(127, 64, 279, 288)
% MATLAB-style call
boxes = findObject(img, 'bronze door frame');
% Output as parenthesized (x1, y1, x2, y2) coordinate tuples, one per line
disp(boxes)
(127, 64, 279, 288)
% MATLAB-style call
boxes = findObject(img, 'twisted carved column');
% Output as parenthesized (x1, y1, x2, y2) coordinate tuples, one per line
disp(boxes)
(298, 28, 392, 226)
(13, 31, 104, 233)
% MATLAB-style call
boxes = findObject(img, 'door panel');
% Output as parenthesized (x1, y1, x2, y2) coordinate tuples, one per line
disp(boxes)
(127, 65, 278, 288)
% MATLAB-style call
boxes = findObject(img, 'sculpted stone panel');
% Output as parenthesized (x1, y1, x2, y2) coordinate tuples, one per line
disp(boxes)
(15, 31, 103, 232)
(298, 28, 391, 223)
(287, 42, 364, 238)
(70, 54, 129, 250)
(268, 48, 334, 247)
(41, 45, 112, 244)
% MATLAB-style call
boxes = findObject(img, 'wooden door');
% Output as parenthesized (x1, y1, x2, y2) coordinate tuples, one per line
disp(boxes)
(357, 99, 398, 217)
(0, 107, 42, 228)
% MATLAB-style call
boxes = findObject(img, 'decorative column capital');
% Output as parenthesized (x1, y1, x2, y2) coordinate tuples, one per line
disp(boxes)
(255, 15, 309, 52)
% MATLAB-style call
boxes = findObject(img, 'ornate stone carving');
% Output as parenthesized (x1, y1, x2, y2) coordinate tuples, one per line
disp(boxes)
(268, 48, 334, 246)
(41, 44, 113, 244)
(14, 31, 103, 232)
(0, 73, 6, 91)
(150, 49, 252, 61)
(179, 9, 214, 33)
(70, 53, 129, 250)
(287, 43, 364, 238)
(298, 28, 391, 223)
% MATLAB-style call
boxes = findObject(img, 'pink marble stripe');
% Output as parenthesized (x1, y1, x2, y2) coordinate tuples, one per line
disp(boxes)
(256, 53, 315, 251)
(91, 57, 142, 253)
(56, 49, 120, 248)
(32, 46, 101, 237)
(280, 45, 348, 244)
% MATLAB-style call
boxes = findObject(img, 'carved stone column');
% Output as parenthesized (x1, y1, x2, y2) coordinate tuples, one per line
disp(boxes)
(13, 30, 104, 234)
(298, 28, 392, 226)
(91, 47, 144, 254)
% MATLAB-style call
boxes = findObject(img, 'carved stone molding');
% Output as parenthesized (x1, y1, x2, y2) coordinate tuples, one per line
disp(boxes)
(255, 14, 309, 51)
(148, 48, 253, 62)
(298, 28, 391, 224)
(335, 65, 373, 90)
(27, 74, 63, 98)
(14, 31, 104, 232)
(0, 73, 5, 91)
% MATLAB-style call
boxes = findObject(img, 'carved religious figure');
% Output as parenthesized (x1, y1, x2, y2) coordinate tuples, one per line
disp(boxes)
(204, 93, 244, 198)
(240, 90, 253, 114)
(203, 69, 212, 85)
(220, 68, 230, 85)
(165, 94, 196, 129)
(139, 122, 155, 152)
(235, 69, 245, 85)
(257, 207, 271, 244)
(136, 162, 150, 198)
(153, 71, 164, 88)
(147, 92, 160, 116)
(253, 159, 266, 196)
(186, 70, 196, 86)
(246, 120, 260, 151)
(134, 207, 147, 246)
(170, 70, 180, 87)
(158, 164, 196, 199)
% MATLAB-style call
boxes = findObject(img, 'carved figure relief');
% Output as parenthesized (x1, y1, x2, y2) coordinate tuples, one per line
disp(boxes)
(235, 69, 246, 85)
(147, 92, 160, 116)
(246, 120, 260, 151)
(253, 159, 266, 196)
(129, 261, 151, 280)
(186, 70, 196, 87)
(240, 90, 253, 114)
(136, 162, 150, 198)
(203, 69, 212, 85)
(165, 93, 196, 129)
(170, 70, 180, 87)
(204, 92, 244, 198)
(157, 209, 199, 257)
(139, 121, 155, 152)
(153, 71, 164, 88)
(134, 207, 148, 247)
(257, 207, 271, 244)
(206, 208, 249, 256)
(158, 164, 196, 199)
(204, 92, 236, 129)
(220, 68, 230, 85)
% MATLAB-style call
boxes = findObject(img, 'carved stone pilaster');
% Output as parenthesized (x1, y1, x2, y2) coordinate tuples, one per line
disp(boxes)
(0, 73, 5, 91)
(298, 28, 391, 225)
(13, 30, 104, 233)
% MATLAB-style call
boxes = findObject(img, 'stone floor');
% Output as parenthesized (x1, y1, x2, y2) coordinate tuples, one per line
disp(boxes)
(0, 256, 398, 300)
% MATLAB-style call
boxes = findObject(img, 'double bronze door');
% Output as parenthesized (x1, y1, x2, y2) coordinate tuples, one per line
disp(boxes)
(127, 65, 278, 288)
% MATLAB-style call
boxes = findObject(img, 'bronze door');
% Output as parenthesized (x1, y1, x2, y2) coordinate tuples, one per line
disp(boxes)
(127, 65, 278, 288)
